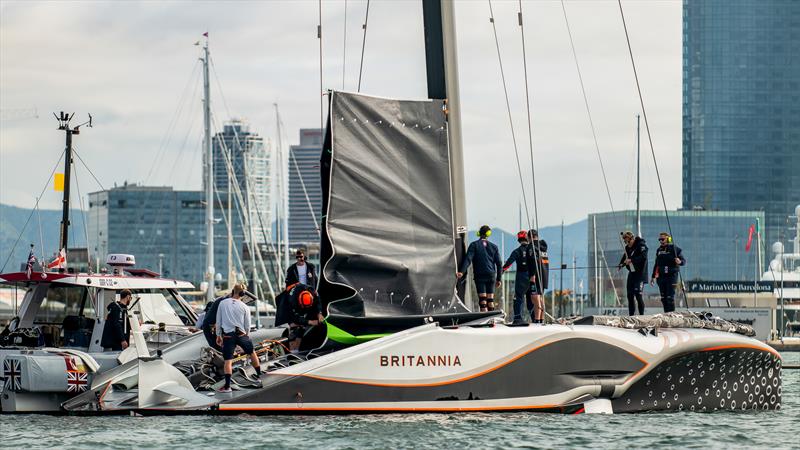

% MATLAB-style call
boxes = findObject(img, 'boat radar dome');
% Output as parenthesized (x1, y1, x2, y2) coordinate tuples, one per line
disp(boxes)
(772, 242, 784, 255)
(106, 254, 136, 267)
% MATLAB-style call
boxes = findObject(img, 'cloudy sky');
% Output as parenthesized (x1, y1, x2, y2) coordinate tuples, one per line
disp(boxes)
(0, 0, 681, 232)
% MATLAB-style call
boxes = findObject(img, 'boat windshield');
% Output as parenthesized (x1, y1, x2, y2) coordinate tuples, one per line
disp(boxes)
(34, 285, 94, 325)
(130, 288, 193, 326)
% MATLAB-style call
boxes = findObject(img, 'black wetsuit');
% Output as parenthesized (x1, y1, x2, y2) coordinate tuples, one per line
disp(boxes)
(100, 301, 129, 351)
(530, 239, 549, 295)
(503, 244, 536, 321)
(201, 296, 225, 351)
(652, 243, 685, 312)
(618, 237, 649, 315)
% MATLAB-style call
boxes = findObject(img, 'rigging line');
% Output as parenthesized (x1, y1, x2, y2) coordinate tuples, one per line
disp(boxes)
(71, 147, 106, 191)
(342, 0, 348, 90)
(559, 0, 617, 217)
(276, 111, 320, 236)
(597, 241, 622, 307)
(35, 197, 44, 262)
(318, 0, 324, 132)
(0, 149, 66, 272)
(616, 0, 671, 235)
(289, 146, 321, 235)
(210, 114, 283, 285)
(561, 0, 628, 258)
(617, 0, 688, 307)
(144, 60, 201, 184)
(137, 106, 200, 253)
(71, 160, 92, 267)
(357, 0, 370, 92)
(488, 0, 531, 231)
(213, 183, 247, 285)
(205, 99, 281, 266)
(517, 0, 540, 233)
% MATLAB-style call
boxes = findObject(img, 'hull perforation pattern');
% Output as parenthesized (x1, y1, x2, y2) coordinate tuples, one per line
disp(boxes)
(612, 349, 781, 413)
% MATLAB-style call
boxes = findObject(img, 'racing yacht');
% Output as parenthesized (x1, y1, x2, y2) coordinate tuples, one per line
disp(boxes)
(14, 0, 785, 415)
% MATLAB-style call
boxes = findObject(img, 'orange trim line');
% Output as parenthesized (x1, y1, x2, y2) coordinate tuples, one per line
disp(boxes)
(701, 344, 782, 359)
(278, 340, 649, 388)
(219, 403, 561, 412)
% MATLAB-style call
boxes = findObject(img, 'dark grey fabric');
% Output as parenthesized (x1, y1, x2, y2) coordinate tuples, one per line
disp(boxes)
(321, 91, 468, 317)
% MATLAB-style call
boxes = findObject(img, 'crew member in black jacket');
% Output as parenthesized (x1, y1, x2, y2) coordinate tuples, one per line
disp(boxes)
(618, 231, 649, 315)
(503, 230, 536, 323)
(101, 289, 133, 351)
(650, 232, 685, 313)
(529, 229, 549, 324)
(458, 225, 503, 312)
(285, 249, 317, 288)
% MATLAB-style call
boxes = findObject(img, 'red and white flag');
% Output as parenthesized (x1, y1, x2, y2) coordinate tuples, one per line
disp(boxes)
(47, 248, 66, 270)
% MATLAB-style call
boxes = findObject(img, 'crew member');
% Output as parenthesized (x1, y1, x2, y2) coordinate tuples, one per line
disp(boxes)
(650, 232, 685, 313)
(101, 289, 133, 351)
(200, 295, 224, 351)
(215, 284, 261, 393)
(457, 225, 503, 312)
(285, 249, 317, 288)
(503, 230, 536, 323)
(618, 231, 649, 316)
(279, 283, 324, 352)
(529, 230, 549, 324)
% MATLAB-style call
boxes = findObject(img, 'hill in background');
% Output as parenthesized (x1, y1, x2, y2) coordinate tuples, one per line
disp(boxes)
(0, 203, 87, 271)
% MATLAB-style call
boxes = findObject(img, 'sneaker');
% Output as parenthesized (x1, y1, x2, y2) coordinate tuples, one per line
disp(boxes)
(218, 386, 232, 393)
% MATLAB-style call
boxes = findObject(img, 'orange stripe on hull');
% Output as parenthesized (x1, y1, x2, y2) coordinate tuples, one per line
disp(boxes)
(219, 403, 562, 413)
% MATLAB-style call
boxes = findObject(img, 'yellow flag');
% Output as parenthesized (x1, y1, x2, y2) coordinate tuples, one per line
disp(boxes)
(54, 173, 64, 192)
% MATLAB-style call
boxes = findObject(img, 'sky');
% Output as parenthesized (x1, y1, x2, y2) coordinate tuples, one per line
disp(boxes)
(0, 0, 682, 233)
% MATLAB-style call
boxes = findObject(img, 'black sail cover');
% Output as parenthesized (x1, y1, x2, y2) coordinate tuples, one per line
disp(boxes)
(318, 91, 469, 317)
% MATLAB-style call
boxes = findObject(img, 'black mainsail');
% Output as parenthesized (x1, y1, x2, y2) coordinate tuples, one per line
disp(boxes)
(317, 92, 495, 343)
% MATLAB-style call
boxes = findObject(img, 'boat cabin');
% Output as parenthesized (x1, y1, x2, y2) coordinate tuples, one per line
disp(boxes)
(0, 254, 198, 352)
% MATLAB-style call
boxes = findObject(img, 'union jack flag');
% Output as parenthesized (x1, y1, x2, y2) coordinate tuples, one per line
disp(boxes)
(3, 359, 22, 391)
(66, 370, 88, 393)
(25, 245, 37, 280)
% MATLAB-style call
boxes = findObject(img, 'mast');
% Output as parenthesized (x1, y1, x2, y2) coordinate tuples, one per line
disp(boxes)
(58, 113, 74, 252)
(559, 220, 564, 317)
(275, 103, 290, 282)
(227, 144, 234, 289)
(202, 39, 215, 304)
(635, 114, 641, 237)
(55, 111, 91, 256)
(422, 0, 468, 302)
(593, 215, 598, 308)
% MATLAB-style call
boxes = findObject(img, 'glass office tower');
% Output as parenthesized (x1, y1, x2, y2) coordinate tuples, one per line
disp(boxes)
(682, 0, 800, 248)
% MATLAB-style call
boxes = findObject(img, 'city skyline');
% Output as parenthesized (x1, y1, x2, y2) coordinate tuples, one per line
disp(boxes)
(0, 0, 682, 233)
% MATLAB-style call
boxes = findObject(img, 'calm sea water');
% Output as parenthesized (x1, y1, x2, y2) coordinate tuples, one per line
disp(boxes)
(2, 352, 798, 449)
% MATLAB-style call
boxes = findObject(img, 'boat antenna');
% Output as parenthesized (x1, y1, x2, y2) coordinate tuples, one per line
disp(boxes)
(54, 111, 92, 256)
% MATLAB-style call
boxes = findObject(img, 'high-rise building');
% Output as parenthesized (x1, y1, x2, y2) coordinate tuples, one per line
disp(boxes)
(288, 129, 323, 246)
(208, 120, 272, 244)
(587, 210, 765, 305)
(87, 184, 232, 284)
(682, 0, 800, 247)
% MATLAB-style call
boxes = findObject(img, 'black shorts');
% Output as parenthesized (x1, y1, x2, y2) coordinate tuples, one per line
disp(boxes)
(221, 331, 254, 360)
(474, 276, 496, 295)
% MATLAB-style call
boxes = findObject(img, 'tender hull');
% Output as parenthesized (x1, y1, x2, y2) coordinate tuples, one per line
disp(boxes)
(218, 324, 782, 414)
